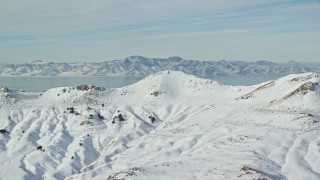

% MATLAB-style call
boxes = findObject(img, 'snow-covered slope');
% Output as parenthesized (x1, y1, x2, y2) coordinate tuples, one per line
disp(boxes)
(0, 71, 320, 179)
(0, 56, 320, 76)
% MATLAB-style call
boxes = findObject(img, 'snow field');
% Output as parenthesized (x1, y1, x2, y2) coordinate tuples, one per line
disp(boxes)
(0, 71, 319, 179)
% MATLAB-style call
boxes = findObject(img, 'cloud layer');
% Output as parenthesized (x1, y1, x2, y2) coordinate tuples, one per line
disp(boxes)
(0, 0, 319, 62)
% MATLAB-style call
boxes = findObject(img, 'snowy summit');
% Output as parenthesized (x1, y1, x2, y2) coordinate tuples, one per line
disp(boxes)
(0, 71, 320, 179)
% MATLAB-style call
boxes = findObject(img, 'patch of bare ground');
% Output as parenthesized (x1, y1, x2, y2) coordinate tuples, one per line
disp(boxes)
(284, 82, 318, 100)
(236, 81, 275, 100)
(239, 166, 266, 179)
(290, 74, 316, 82)
(107, 167, 140, 180)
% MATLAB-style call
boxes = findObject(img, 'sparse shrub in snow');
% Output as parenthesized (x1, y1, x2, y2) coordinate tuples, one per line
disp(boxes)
(98, 113, 104, 120)
(80, 120, 91, 126)
(3, 87, 9, 92)
(118, 114, 125, 121)
(112, 113, 125, 123)
(151, 117, 155, 123)
(148, 116, 156, 123)
(62, 88, 66, 93)
(88, 114, 94, 119)
(75, 85, 105, 91)
(120, 89, 127, 95)
(69, 107, 75, 113)
(93, 86, 105, 91)
(150, 91, 162, 97)
(308, 113, 314, 117)
(112, 116, 117, 123)
(76, 85, 90, 91)
(0, 129, 8, 134)
(37, 146, 43, 151)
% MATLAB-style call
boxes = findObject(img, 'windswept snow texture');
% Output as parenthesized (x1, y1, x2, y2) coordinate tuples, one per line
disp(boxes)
(0, 56, 320, 76)
(0, 71, 320, 180)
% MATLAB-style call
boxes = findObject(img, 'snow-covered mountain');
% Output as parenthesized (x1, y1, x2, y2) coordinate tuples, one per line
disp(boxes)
(0, 71, 320, 179)
(1, 56, 319, 76)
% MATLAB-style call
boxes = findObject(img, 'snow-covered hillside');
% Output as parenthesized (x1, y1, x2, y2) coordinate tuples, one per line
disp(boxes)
(0, 71, 320, 179)
(0, 56, 320, 76)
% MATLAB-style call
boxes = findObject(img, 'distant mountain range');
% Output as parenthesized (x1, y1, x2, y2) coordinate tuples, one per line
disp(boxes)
(1, 56, 319, 76)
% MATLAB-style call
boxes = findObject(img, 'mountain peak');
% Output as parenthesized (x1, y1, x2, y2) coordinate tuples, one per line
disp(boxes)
(124, 55, 148, 60)
(288, 60, 299, 64)
(168, 56, 184, 61)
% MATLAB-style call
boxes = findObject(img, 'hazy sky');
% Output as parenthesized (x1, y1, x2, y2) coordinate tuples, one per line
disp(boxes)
(0, 0, 319, 63)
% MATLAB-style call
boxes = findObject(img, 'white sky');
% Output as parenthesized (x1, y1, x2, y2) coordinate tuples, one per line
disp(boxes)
(0, 0, 319, 63)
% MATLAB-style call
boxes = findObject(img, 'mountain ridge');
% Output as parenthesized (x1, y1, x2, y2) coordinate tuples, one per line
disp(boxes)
(1, 56, 319, 77)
